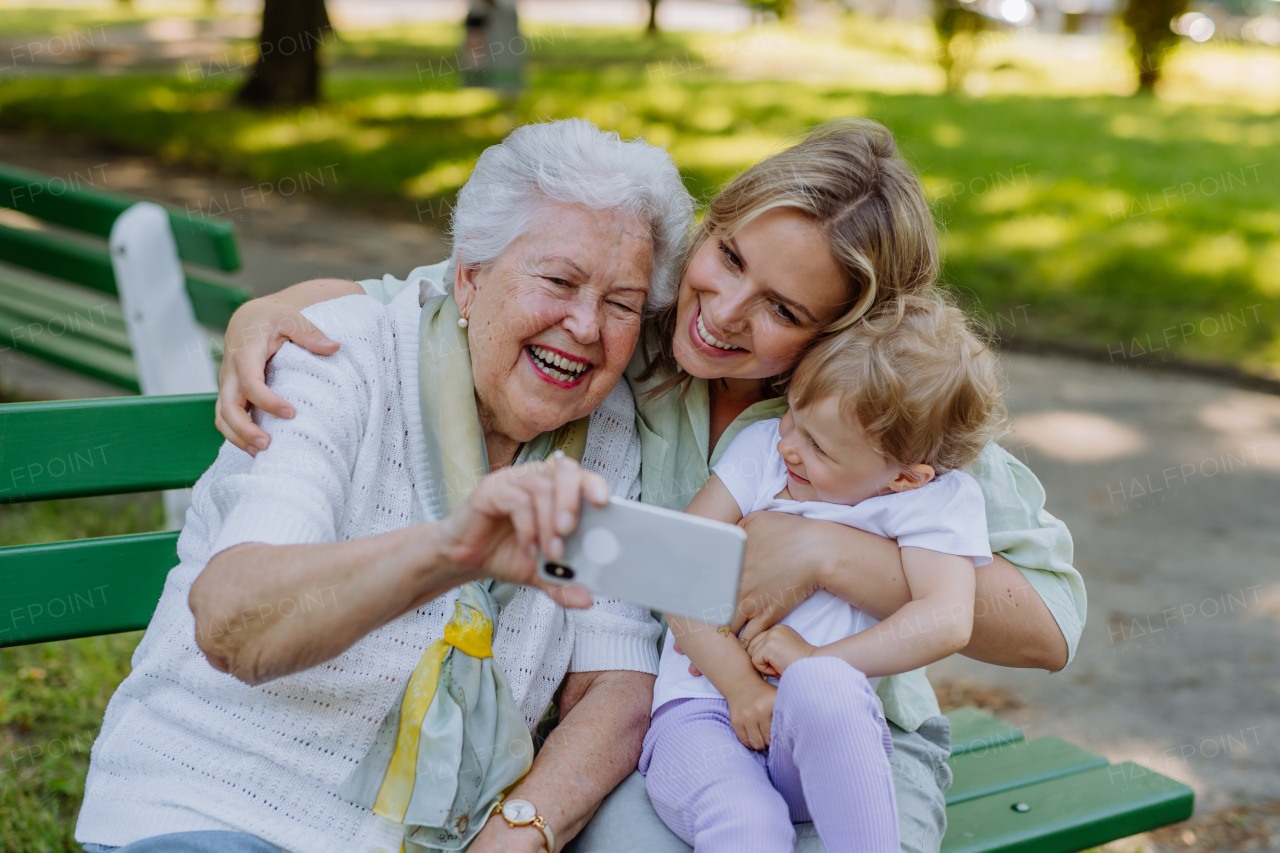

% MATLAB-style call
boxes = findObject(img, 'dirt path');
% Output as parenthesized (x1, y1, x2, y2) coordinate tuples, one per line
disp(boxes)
(2, 131, 1277, 844)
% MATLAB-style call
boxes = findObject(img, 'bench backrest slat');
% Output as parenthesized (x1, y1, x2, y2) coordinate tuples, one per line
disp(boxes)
(0, 394, 223, 503)
(0, 531, 176, 647)
(0, 221, 251, 329)
(0, 302, 139, 390)
(0, 267, 132, 352)
(0, 162, 241, 272)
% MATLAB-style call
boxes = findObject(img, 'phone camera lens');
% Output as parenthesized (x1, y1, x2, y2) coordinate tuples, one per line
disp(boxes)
(545, 562, 575, 580)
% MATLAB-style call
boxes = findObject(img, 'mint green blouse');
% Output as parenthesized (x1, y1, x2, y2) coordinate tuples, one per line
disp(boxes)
(358, 266, 1087, 732)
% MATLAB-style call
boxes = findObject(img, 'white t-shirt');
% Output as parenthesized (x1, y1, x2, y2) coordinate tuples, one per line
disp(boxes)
(651, 418, 992, 714)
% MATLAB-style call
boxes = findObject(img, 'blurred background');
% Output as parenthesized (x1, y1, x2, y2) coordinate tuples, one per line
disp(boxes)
(0, 0, 1276, 850)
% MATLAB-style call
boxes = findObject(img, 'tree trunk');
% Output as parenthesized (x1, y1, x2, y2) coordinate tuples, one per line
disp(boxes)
(1121, 0, 1187, 95)
(647, 0, 661, 36)
(237, 0, 331, 108)
(1137, 49, 1161, 91)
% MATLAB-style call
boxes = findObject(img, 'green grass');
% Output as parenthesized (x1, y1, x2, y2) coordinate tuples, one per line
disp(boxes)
(0, 18, 1277, 375)
(0, 493, 160, 853)
(1, 631, 142, 853)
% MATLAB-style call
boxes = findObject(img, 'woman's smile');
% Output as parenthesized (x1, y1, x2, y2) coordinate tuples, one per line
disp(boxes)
(688, 301, 747, 359)
(525, 343, 594, 388)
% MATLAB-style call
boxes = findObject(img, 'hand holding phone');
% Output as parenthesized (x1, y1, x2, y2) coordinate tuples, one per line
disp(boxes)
(538, 497, 745, 623)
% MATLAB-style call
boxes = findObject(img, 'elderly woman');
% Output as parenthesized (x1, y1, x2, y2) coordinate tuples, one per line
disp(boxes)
(75, 120, 692, 853)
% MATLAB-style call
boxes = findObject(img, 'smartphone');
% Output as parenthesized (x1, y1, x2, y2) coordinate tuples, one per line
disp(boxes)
(538, 497, 746, 624)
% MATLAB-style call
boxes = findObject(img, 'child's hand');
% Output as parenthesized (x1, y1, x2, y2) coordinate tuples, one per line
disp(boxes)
(724, 681, 776, 751)
(747, 625, 816, 678)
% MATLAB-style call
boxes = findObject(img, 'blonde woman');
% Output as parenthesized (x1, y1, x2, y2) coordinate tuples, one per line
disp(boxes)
(215, 119, 1084, 853)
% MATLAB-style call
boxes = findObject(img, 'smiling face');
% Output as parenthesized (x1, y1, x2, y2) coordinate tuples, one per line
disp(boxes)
(776, 395, 934, 505)
(672, 207, 850, 382)
(455, 201, 653, 445)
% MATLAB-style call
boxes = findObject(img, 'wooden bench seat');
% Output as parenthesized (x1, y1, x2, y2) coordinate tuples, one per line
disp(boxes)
(945, 706, 1193, 852)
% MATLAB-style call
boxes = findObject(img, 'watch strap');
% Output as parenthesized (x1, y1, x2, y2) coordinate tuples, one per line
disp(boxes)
(529, 815, 555, 852)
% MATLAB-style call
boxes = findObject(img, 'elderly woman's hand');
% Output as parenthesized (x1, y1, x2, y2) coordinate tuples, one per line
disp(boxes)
(438, 454, 607, 609)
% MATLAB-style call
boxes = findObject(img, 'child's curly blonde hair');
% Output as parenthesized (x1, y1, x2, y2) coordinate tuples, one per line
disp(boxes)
(789, 294, 1008, 473)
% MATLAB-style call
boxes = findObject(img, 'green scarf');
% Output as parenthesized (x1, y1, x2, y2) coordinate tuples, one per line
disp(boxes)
(338, 293, 585, 852)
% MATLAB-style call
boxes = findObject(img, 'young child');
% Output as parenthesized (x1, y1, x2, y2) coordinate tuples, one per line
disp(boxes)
(639, 294, 1007, 853)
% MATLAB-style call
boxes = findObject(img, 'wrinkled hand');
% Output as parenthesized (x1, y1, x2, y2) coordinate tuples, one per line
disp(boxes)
(216, 298, 339, 454)
(747, 624, 815, 679)
(725, 682, 777, 751)
(730, 511, 822, 643)
(438, 454, 604, 609)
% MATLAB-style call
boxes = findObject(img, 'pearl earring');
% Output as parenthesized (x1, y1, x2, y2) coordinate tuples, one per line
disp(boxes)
(457, 317, 468, 329)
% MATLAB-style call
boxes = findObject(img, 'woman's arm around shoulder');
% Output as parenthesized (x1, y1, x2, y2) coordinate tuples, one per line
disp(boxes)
(217, 279, 364, 453)
(748, 546, 975, 679)
(218, 264, 447, 453)
(963, 441, 1084, 671)
(730, 444, 1077, 670)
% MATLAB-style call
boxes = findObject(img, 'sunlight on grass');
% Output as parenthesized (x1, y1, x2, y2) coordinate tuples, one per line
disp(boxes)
(970, 182, 1038, 215)
(1183, 234, 1250, 276)
(404, 159, 474, 198)
(990, 214, 1078, 250)
(359, 89, 502, 120)
(1255, 244, 1280, 298)
(1118, 221, 1172, 249)
(236, 114, 359, 150)
(671, 133, 781, 173)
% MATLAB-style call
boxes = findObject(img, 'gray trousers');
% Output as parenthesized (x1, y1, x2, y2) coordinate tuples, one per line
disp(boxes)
(565, 715, 952, 853)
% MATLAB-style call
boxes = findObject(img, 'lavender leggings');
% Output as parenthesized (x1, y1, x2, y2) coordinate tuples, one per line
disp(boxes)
(640, 656, 898, 853)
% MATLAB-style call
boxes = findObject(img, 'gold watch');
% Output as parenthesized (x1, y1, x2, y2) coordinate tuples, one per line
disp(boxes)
(492, 796, 554, 852)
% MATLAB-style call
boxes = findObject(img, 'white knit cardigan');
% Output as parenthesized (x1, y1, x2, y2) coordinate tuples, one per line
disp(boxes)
(76, 289, 661, 853)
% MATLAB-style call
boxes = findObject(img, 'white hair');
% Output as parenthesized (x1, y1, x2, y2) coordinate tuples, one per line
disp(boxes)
(444, 119, 693, 314)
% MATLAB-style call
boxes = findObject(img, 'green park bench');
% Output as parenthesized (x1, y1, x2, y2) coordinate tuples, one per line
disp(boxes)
(0, 162, 251, 392)
(0, 394, 1194, 852)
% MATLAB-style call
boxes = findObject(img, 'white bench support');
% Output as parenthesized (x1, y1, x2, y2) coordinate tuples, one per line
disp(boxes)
(110, 202, 219, 530)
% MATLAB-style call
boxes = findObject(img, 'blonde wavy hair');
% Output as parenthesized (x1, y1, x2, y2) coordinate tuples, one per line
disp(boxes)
(640, 117, 940, 393)
(790, 293, 1008, 473)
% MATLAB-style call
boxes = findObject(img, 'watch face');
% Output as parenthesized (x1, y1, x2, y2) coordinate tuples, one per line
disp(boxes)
(502, 799, 537, 824)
